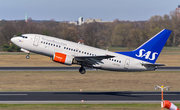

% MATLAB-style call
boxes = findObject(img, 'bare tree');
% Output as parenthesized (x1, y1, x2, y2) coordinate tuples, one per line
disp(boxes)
(1, 22, 17, 44)
(62, 27, 79, 42)
(111, 23, 133, 47)
(170, 10, 180, 46)
(128, 28, 142, 47)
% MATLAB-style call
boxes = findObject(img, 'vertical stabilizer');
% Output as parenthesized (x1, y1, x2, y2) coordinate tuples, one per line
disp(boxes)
(116, 29, 172, 63)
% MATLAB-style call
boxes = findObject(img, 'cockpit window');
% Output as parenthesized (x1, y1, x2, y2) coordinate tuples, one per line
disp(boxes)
(20, 35, 28, 39)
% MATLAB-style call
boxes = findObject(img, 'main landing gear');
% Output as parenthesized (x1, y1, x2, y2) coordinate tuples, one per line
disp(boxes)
(79, 66, 86, 74)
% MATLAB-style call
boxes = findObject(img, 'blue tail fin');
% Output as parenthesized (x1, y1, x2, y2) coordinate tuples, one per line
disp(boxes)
(116, 29, 172, 63)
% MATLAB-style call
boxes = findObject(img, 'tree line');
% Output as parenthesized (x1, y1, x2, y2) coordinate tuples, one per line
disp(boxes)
(0, 10, 180, 52)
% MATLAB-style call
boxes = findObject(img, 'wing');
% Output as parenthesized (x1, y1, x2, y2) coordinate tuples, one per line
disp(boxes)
(74, 55, 114, 66)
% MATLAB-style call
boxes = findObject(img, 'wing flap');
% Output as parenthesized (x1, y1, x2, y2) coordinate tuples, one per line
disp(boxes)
(75, 55, 114, 59)
(74, 55, 114, 65)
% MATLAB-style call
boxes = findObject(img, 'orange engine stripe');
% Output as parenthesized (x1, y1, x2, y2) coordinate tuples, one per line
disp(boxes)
(54, 52, 67, 63)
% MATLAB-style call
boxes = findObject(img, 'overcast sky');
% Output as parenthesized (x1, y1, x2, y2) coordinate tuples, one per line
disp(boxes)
(0, 0, 179, 21)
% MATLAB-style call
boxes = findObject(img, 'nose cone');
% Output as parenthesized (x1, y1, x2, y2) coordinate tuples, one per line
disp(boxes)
(11, 37, 16, 43)
(11, 37, 20, 46)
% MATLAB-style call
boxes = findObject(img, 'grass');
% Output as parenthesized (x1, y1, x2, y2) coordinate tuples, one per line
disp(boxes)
(0, 54, 79, 67)
(156, 54, 180, 66)
(0, 49, 179, 109)
(161, 46, 180, 52)
(0, 71, 180, 91)
(0, 103, 174, 110)
(108, 46, 180, 52)
(0, 52, 179, 67)
(0, 48, 179, 109)
(0, 46, 179, 67)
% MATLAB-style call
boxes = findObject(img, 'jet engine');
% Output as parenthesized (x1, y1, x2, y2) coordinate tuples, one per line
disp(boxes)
(53, 52, 73, 65)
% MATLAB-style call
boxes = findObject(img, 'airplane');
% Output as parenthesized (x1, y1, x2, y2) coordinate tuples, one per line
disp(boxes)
(11, 29, 172, 74)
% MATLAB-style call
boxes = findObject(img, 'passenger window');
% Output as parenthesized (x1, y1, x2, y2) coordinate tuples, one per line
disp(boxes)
(59, 46, 61, 48)
(79, 51, 81, 53)
(74, 49, 75, 51)
(51, 44, 53, 46)
(66, 47, 68, 50)
(87, 53, 89, 55)
(76, 50, 78, 52)
(92, 54, 94, 56)
(44, 42, 45, 44)
(41, 41, 43, 43)
(119, 61, 121, 63)
(114, 60, 116, 62)
(53, 44, 55, 46)
(112, 59, 114, 61)
(46, 42, 48, 45)
(84, 52, 86, 54)
(49, 43, 50, 45)
(71, 49, 73, 51)
(64, 47, 66, 49)
(56, 45, 58, 47)
(69, 48, 71, 50)
(90, 53, 91, 55)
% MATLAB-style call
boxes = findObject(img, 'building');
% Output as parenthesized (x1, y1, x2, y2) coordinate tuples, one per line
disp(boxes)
(69, 17, 113, 25)
(69, 21, 78, 25)
(69, 17, 84, 25)
(0, 19, 5, 21)
(78, 17, 84, 25)
(86, 18, 102, 23)
(25, 13, 28, 22)
(176, 5, 180, 18)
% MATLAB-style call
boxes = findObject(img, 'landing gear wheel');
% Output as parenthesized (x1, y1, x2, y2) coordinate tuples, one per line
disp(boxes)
(26, 55, 30, 59)
(79, 67, 86, 74)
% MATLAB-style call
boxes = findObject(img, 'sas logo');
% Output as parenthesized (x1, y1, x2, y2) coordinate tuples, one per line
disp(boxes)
(55, 56, 63, 61)
(135, 49, 158, 60)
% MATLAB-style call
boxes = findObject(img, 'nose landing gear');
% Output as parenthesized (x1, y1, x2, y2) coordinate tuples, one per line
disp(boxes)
(20, 48, 30, 59)
(26, 53, 30, 59)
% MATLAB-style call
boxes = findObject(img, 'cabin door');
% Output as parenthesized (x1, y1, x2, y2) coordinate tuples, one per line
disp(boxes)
(33, 36, 40, 46)
(124, 59, 130, 69)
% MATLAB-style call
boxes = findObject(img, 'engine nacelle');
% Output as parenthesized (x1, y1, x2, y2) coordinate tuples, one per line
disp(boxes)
(53, 52, 73, 65)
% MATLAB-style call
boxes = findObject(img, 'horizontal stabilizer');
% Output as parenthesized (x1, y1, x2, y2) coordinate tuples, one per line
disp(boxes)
(141, 63, 166, 66)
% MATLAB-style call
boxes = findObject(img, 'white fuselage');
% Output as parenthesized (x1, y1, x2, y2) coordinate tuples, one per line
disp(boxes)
(11, 34, 155, 71)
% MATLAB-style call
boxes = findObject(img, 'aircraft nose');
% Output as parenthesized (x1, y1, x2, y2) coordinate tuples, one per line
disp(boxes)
(11, 37, 17, 44)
